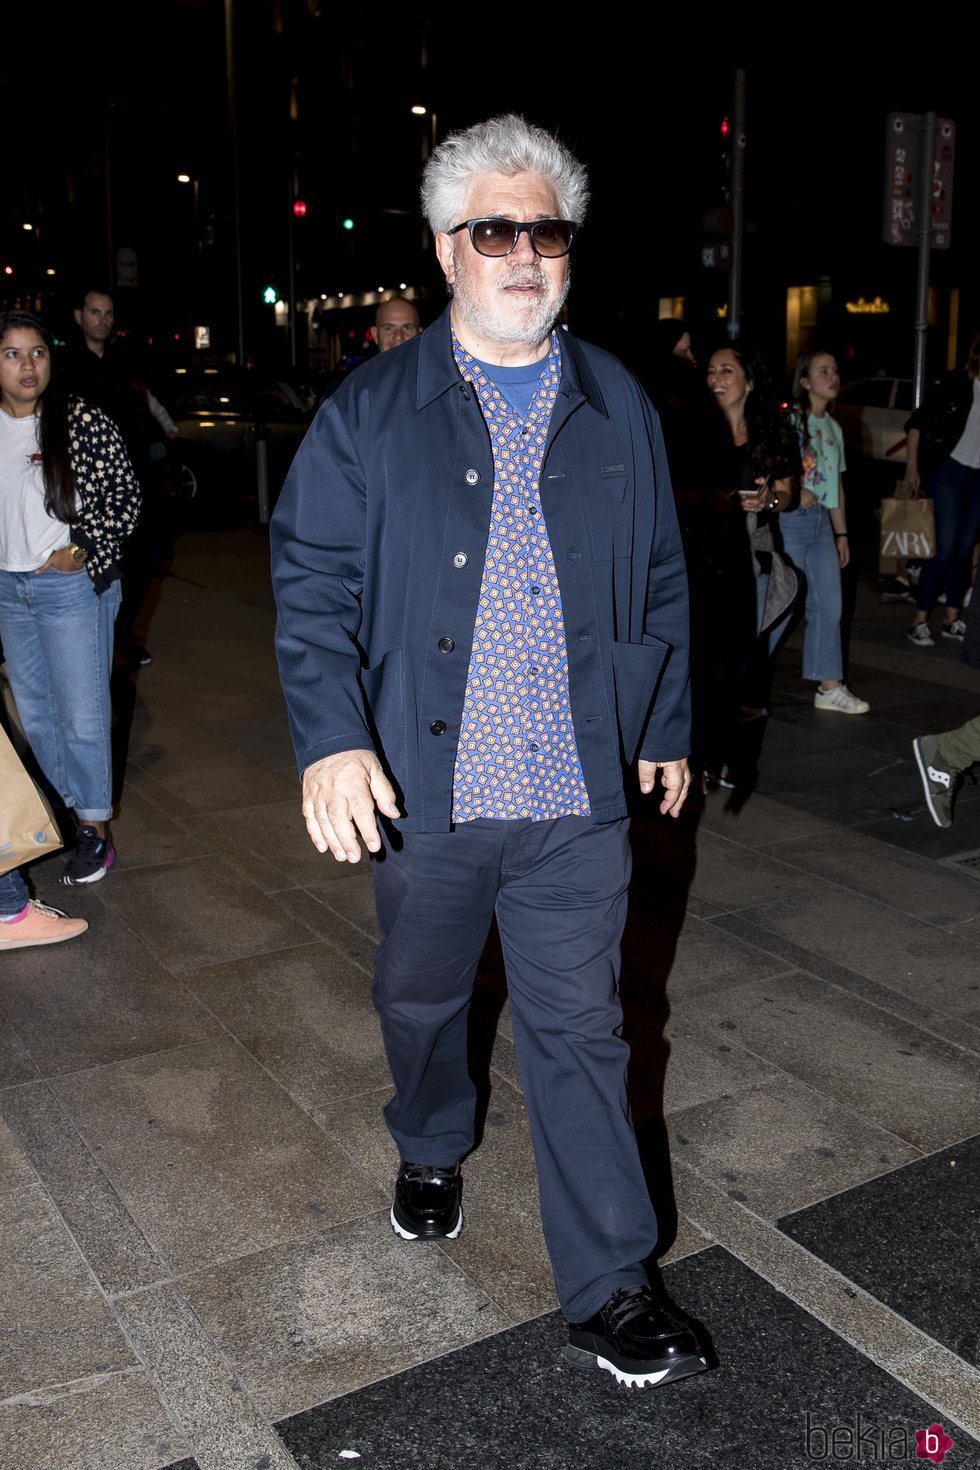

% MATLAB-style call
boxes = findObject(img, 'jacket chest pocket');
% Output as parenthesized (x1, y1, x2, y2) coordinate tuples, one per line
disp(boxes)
(589, 473, 634, 561)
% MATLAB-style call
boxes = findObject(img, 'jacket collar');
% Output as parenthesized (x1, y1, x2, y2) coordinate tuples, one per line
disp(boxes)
(416, 302, 609, 419)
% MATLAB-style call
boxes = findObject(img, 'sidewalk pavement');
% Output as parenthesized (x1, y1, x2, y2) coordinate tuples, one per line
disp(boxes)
(1, 527, 978, 1470)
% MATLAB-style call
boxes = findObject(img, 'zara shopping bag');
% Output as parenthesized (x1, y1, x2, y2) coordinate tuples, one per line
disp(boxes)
(878, 493, 936, 575)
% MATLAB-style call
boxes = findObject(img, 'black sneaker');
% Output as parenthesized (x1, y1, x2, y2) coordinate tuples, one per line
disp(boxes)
(390, 1161, 463, 1241)
(880, 576, 914, 604)
(565, 1285, 710, 1388)
(61, 825, 116, 886)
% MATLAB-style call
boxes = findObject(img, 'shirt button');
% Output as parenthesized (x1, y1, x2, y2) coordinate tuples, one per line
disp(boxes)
(529, 584, 541, 596)
(528, 506, 540, 516)
(527, 664, 539, 675)
(464, 468, 480, 485)
(437, 637, 455, 653)
(529, 741, 540, 752)
(429, 720, 447, 736)
(452, 552, 468, 568)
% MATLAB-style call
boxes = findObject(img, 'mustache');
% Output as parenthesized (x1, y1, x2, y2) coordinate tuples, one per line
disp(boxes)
(495, 267, 548, 290)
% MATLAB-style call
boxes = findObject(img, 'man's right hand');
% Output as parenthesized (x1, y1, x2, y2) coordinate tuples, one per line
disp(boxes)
(301, 750, 400, 862)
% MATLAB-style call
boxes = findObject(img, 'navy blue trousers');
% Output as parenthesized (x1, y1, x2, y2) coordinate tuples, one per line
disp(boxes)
(371, 815, 657, 1321)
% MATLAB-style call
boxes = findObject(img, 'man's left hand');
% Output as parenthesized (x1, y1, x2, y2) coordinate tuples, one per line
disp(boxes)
(637, 758, 691, 817)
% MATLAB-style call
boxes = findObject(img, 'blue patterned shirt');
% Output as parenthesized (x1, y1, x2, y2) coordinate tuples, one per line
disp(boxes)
(450, 331, 591, 823)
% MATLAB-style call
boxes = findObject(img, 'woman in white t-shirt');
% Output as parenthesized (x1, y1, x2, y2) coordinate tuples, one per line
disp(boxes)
(0, 311, 139, 948)
(772, 351, 870, 715)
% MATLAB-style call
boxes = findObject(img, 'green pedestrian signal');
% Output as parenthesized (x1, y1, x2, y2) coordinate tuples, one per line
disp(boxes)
(263, 286, 278, 305)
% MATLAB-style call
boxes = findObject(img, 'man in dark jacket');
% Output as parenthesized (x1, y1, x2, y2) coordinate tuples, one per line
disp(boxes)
(271, 115, 707, 1389)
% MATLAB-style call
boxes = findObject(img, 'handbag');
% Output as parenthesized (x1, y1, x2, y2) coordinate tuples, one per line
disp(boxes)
(878, 495, 936, 574)
(0, 723, 62, 875)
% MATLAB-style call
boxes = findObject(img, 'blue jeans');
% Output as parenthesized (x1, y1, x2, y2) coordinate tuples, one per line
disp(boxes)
(0, 570, 121, 822)
(772, 505, 843, 681)
(916, 456, 980, 614)
(0, 866, 29, 918)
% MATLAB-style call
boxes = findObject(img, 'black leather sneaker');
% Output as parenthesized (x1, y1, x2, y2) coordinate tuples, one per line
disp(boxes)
(60, 825, 116, 886)
(565, 1285, 709, 1388)
(390, 1161, 463, 1241)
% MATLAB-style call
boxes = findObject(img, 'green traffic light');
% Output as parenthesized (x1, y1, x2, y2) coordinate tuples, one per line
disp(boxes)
(342, 217, 355, 231)
(263, 286, 278, 305)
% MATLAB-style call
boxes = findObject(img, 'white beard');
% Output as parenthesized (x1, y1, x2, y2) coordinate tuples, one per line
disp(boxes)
(451, 250, 570, 348)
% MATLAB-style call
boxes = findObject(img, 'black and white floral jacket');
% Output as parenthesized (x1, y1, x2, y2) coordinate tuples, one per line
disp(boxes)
(67, 398, 141, 593)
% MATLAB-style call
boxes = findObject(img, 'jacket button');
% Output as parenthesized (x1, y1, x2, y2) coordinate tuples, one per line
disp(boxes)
(464, 468, 480, 485)
(437, 637, 455, 653)
(452, 552, 468, 568)
(429, 720, 447, 736)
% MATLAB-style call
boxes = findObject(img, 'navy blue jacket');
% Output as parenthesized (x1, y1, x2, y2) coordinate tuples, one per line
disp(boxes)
(270, 306, 691, 833)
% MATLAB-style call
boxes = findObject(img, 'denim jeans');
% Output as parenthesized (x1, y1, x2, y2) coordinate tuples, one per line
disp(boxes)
(0, 569, 121, 822)
(0, 866, 29, 918)
(771, 505, 842, 681)
(373, 815, 653, 1322)
(916, 456, 980, 614)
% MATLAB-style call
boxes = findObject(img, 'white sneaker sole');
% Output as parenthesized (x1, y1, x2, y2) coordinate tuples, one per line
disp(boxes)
(912, 739, 951, 828)
(389, 1205, 463, 1241)
(814, 700, 870, 715)
(564, 1343, 709, 1387)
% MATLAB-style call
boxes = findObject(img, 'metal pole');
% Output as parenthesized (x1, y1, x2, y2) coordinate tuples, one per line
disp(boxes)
(225, 0, 246, 365)
(727, 68, 746, 340)
(103, 106, 114, 287)
(255, 422, 270, 524)
(912, 111, 935, 408)
(287, 178, 297, 369)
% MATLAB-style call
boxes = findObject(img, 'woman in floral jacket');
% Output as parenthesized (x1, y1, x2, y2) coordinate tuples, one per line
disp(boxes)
(0, 310, 140, 947)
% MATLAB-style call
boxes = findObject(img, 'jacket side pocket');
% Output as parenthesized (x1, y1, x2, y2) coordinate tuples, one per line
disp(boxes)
(611, 639, 670, 764)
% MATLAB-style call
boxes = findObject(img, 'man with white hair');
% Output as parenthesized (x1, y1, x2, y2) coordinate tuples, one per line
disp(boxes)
(271, 115, 707, 1388)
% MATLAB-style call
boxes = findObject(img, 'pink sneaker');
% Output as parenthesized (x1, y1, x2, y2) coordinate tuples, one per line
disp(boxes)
(0, 900, 88, 951)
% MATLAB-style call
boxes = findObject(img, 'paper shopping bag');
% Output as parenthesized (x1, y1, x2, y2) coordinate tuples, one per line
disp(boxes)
(0, 724, 62, 874)
(878, 496, 936, 574)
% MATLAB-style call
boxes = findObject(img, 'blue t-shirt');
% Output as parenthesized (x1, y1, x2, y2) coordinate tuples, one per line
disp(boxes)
(472, 353, 549, 421)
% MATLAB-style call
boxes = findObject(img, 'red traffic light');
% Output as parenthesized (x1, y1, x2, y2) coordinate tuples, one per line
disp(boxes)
(292, 199, 307, 218)
(720, 116, 731, 140)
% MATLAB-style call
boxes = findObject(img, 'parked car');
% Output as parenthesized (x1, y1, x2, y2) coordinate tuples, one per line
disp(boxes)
(834, 376, 913, 466)
(169, 365, 315, 509)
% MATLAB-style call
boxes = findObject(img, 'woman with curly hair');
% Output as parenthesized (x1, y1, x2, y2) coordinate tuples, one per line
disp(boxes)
(0, 310, 140, 941)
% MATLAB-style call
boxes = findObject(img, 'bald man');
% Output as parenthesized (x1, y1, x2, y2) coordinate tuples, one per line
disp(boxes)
(375, 297, 420, 353)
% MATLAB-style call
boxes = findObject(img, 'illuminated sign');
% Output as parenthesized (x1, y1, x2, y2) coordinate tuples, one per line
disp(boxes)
(845, 296, 890, 315)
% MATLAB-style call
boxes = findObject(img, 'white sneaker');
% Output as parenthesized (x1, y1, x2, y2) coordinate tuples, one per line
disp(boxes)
(907, 622, 934, 647)
(814, 684, 870, 715)
(941, 619, 967, 641)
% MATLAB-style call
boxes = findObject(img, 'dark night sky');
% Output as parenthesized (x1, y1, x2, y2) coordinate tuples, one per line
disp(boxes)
(4, 6, 976, 379)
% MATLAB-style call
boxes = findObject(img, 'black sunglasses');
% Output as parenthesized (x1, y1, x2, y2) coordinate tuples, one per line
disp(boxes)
(448, 217, 577, 258)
